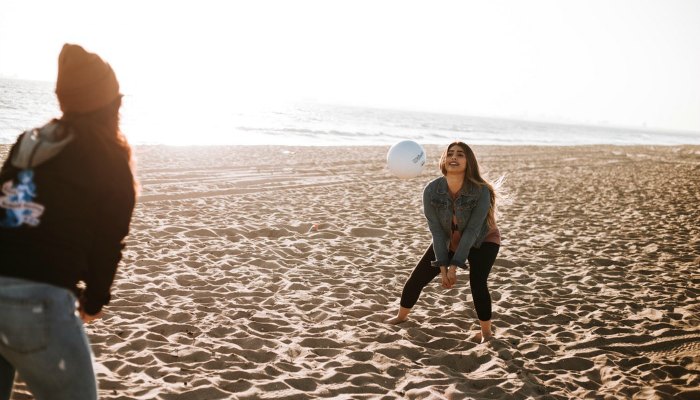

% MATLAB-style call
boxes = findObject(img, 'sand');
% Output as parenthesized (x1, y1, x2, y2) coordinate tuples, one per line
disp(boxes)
(3, 144, 699, 399)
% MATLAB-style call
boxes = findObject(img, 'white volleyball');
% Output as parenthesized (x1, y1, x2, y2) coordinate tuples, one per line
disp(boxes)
(386, 140, 426, 179)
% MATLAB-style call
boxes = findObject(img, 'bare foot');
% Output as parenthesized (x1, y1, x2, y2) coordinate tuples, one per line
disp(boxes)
(470, 332, 483, 343)
(470, 331, 493, 343)
(386, 316, 407, 325)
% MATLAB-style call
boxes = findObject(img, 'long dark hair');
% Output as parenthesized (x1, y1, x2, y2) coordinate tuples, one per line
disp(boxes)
(439, 141, 497, 228)
(59, 96, 136, 191)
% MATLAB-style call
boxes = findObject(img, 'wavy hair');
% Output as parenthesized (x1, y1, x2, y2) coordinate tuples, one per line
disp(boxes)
(439, 141, 499, 228)
(59, 96, 136, 192)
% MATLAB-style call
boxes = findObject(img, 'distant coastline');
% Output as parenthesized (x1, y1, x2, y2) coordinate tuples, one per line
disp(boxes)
(2, 77, 699, 146)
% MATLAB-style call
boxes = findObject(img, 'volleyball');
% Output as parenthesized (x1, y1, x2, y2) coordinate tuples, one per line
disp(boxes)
(386, 140, 426, 179)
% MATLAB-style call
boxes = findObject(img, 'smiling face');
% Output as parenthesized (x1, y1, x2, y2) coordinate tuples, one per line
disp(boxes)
(440, 142, 470, 176)
(445, 145, 467, 174)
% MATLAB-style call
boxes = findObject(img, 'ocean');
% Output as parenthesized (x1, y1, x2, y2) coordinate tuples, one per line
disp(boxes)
(2, 78, 699, 146)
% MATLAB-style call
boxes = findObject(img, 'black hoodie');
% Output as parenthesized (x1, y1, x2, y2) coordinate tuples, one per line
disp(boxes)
(0, 122, 135, 314)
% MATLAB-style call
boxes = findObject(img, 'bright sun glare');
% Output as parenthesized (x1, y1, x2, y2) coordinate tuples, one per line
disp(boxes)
(1, 0, 700, 144)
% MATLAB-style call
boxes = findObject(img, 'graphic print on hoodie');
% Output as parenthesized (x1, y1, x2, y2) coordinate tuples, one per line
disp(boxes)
(0, 169, 45, 227)
(0, 122, 75, 228)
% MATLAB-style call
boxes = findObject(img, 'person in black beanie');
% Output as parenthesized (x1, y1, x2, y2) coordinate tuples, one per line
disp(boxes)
(0, 43, 136, 400)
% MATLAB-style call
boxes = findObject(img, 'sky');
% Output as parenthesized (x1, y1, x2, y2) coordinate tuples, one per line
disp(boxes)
(1, 0, 699, 133)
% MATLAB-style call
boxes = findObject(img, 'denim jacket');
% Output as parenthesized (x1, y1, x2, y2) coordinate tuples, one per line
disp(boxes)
(423, 176, 491, 269)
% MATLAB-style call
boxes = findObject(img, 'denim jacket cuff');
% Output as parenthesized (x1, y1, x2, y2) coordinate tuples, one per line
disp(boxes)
(430, 260, 449, 268)
(449, 259, 468, 269)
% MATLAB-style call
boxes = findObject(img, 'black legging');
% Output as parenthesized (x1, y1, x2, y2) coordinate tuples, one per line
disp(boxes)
(399, 242, 500, 321)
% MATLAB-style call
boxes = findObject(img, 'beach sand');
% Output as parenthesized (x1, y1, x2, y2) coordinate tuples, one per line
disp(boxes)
(3, 144, 700, 399)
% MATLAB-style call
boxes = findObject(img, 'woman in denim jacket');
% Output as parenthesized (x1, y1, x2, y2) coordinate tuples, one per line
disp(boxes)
(388, 141, 501, 343)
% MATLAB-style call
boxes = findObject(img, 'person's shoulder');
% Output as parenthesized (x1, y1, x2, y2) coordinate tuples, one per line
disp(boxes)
(423, 176, 444, 191)
(474, 183, 491, 199)
(426, 176, 445, 187)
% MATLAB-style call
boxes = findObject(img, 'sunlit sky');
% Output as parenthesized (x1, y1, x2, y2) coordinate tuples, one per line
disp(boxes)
(1, 0, 699, 133)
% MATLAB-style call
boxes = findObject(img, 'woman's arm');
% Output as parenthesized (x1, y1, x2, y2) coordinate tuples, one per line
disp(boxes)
(423, 182, 450, 268)
(82, 161, 135, 316)
(451, 185, 490, 267)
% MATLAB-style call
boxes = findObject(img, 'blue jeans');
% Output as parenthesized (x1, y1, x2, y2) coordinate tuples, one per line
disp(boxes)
(0, 277, 97, 400)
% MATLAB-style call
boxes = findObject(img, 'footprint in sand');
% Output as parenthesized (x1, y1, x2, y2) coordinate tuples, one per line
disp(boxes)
(349, 227, 389, 237)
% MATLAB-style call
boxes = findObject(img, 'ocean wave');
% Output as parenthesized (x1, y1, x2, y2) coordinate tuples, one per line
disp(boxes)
(2, 78, 699, 146)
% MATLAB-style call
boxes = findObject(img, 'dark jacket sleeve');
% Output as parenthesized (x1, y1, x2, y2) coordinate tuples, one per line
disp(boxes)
(450, 185, 491, 267)
(423, 179, 450, 268)
(82, 159, 135, 315)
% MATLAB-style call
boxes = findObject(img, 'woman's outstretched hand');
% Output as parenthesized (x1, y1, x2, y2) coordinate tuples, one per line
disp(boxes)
(440, 267, 450, 288)
(78, 297, 104, 324)
(80, 309, 104, 324)
(440, 266, 458, 288)
(446, 266, 458, 287)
